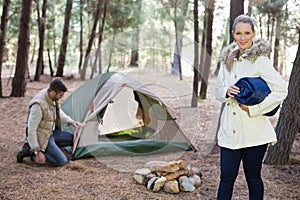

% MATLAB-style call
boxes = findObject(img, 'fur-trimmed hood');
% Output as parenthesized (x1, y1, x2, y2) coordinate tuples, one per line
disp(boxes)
(220, 39, 271, 63)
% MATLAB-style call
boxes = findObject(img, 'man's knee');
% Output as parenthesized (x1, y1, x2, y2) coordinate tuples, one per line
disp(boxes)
(53, 157, 68, 167)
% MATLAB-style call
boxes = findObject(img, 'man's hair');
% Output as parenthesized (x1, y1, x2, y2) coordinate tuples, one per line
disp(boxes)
(48, 77, 68, 93)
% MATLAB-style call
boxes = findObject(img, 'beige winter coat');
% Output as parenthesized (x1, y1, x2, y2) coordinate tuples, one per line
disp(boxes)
(215, 39, 287, 149)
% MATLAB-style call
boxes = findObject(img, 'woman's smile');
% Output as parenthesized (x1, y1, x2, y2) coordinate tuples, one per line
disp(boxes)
(233, 22, 256, 52)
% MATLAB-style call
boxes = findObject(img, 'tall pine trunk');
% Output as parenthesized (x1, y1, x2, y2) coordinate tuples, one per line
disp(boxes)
(199, 0, 214, 99)
(34, 0, 47, 81)
(56, 0, 73, 77)
(171, 0, 189, 80)
(198, 8, 207, 84)
(264, 31, 300, 165)
(90, 1, 107, 79)
(129, 0, 142, 67)
(273, 14, 282, 71)
(80, 0, 102, 80)
(11, 0, 33, 97)
(0, 0, 11, 97)
(191, 0, 199, 107)
(78, 0, 84, 74)
(229, 0, 244, 43)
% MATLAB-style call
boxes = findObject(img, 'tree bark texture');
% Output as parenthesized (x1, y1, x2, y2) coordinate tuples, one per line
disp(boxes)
(11, 0, 32, 97)
(264, 32, 300, 165)
(273, 14, 282, 71)
(98, 1, 107, 75)
(34, 0, 47, 81)
(191, 0, 199, 107)
(80, 0, 102, 80)
(229, 0, 244, 43)
(129, 0, 142, 67)
(56, 0, 73, 77)
(78, 0, 84, 73)
(198, 9, 206, 83)
(0, 0, 11, 97)
(199, 0, 215, 99)
(171, 0, 189, 80)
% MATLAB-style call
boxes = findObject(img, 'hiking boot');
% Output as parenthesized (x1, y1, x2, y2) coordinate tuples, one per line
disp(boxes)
(16, 143, 32, 163)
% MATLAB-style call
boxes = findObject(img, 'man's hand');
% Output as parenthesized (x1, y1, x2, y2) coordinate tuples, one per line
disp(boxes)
(71, 121, 82, 128)
(35, 151, 46, 164)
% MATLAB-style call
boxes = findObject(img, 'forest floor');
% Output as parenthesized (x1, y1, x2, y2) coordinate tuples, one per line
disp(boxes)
(0, 68, 299, 200)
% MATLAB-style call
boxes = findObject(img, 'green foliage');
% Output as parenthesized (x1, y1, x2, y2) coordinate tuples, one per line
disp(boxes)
(258, 0, 287, 15)
(106, 0, 136, 32)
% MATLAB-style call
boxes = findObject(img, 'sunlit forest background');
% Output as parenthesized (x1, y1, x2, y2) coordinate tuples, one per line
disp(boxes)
(1, 0, 299, 83)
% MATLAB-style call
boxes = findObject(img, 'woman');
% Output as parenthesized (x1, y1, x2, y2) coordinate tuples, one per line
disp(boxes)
(215, 15, 287, 200)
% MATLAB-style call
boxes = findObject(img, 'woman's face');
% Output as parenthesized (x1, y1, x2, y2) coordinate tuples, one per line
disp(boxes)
(232, 22, 256, 52)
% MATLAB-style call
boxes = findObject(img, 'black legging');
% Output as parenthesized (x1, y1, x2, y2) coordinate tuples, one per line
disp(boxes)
(217, 144, 268, 200)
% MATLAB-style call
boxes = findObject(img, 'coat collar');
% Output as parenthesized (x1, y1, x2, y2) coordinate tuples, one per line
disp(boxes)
(220, 39, 271, 63)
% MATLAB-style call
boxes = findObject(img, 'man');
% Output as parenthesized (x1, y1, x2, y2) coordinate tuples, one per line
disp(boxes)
(17, 78, 81, 167)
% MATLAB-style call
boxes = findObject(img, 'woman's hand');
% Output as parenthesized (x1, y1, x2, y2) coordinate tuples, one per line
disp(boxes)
(227, 85, 240, 98)
(239, 104, 249, 113)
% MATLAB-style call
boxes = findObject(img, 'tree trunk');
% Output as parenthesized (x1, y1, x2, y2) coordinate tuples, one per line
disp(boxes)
(264, 31, 300, 165)
(198, 7, 207, 84)
(90, 1, 107, 79)
(129, 31, 140, 67)
(173, 20, 183, 80)
(107, 33, 115, 72)
(56, 0, 73, 77)
(229, 0, 244, 43)
(98, 1, 107, 75)
(0, 0, 11, 97)
(267, 14, 270, 41)
(129, 0, 142, 67)
(34, 0, 47, 81)
(47, 48, 54, 77)
(78, 0, 84, 74)
(273, 14, 282, 71)
(11, 0, 33, 97)
(80, 0, 102, 80)
(52, 3, 57, 68)
(247, 0, 252, 16)
(259, 15, 263, 39)
(199, 0, 215, 99)
(191, 0, 199, 107)
(171, 0, 189, 80)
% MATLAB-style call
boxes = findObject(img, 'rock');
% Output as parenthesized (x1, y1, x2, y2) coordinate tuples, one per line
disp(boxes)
(145, 161, 168, 172)
(133, 168, 151, 185)
(186, 165, 202, 178)
(147, 177, 159, 190)
(179, 176, 196, 192)
(164, 169, 189, 181)
(155, 160, 187, 173)
(145, 173, 157, 184)
(163, 180, 179, 194)
(189, 175, 202, 188)
(153, 176, 167, 192)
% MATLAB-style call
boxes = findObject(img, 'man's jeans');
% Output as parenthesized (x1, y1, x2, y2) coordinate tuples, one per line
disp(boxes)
(44, 130, 73, 167)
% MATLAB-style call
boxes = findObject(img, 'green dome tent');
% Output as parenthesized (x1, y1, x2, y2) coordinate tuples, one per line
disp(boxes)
(61, 72, 196, 159)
